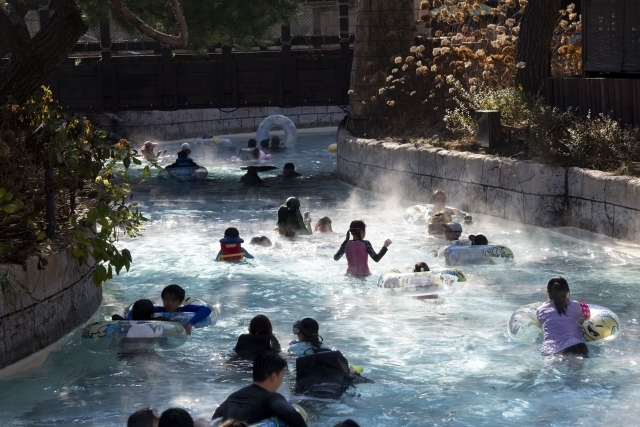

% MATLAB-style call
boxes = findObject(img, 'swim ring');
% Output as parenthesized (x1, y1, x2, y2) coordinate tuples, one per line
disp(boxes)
(404, 204, 464, 227)
(158, 165, 208, 180)
(124, 297, 217, 328)
(211, 404, 307, 427)
(507, 302, 621, 345)
(81, 320, 187, 353)
(378, 268, 466, 297)
(256, 115, 297, 148)
(438, 244, 514, 266)
(328, 143, 337, 153)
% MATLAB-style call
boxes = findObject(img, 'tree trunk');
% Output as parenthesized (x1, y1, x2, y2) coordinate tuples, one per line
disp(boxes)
(515, 0, 561, 95)
(0, 0, 87, 104)
(348, 0, 415, 135)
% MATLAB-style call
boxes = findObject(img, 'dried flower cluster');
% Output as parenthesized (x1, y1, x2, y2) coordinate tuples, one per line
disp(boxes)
(359, 1, 582, 133)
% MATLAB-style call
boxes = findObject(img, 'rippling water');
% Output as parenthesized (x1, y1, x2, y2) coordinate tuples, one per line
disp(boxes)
(2, 128, 640, 427)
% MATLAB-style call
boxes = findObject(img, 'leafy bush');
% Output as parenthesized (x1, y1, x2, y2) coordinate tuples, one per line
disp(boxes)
(0, 88, 148, 286)
(444, 86, 640, 172)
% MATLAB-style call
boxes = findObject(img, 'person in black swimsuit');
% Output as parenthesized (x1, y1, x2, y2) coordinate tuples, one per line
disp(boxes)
(234, 315, 281, 360)
(212, 353, 307, 427)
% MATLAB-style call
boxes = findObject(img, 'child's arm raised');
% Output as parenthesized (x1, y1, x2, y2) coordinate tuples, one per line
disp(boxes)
(365, 239, 391, 262)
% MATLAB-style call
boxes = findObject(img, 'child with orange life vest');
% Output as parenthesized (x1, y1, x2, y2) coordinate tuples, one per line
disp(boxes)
(216, 227, 255, 261)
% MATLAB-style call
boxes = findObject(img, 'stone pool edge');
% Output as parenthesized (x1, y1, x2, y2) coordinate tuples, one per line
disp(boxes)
(0, 248, 101, 370)
(336, 128, 640, 244)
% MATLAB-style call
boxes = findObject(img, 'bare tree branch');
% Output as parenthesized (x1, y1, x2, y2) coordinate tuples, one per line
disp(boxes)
(109, 0, 188, 49)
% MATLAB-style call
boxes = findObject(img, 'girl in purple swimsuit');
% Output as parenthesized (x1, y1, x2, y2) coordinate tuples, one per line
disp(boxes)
(333, 220, 392, 276)
(536, 276, 591, 356)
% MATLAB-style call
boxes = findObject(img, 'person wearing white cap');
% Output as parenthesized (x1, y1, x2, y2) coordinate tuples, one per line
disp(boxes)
(442, 222, 463, 241)
(165, 142, 200, 169)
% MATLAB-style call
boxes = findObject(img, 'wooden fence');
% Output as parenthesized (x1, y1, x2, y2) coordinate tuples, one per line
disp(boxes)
(2, 0, 353, 113)
(545, 77, 640, 127)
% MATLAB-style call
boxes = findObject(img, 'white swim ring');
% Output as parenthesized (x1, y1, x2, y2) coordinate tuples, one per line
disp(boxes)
(256, 115, 297, 148)
(507, 302, 621, 345)
(81, 320, 188, 353)
(438, 244, 514, 266)
(378, 268, 466, 297)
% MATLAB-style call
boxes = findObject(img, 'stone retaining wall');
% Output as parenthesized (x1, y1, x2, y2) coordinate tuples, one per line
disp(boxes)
(336, 128, 640, 243)
(116, 106, 347, 141)
(0, 249, 101, 369)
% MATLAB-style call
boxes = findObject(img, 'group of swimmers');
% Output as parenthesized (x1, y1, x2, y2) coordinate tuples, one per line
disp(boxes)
(121, 285, 360, 427)
(139, 137, 302, 185)
(118, 152, 592, 426)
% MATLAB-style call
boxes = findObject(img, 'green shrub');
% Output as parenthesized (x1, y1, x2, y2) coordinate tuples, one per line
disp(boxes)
(0, 87, 148, 286)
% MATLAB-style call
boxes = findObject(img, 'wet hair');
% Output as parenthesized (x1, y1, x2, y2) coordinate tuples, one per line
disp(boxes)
(260, 139, 270, 148)
(314, 216, 333, 232)
(469, 234, 488, 245)
(547, 276, 570, 316)
(342, 220, 366, 244)
(127, 408, 157, 427)
(253, 351, 288, 382)
(161, 284, 186, 302)
(158, 408, 193, 427)
(298, 317, 324, 350)
(432, 189, 447, 203)
(283, 163, 295, 171)
(131, 299, 155, 321)
(224, 227, 240, 238)
(271, 135, 281, 147)
(177, 150, 188, 159)
(250, 236, 272, 247)
(249, 314, 274, 337)
(413, 262, 430, 272)
(248, 139, 257, 148)
(220, 420, 249, 427)
(334, 420, 361, 427)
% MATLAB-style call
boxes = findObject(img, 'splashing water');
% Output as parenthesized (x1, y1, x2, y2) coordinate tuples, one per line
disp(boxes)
(2, 128, 640, 427)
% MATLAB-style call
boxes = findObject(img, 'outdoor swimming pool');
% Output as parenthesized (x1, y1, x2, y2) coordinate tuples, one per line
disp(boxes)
(2, 128, 640, 426)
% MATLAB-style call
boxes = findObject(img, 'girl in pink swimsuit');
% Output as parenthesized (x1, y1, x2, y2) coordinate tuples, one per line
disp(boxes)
(333, 220, 392, 276)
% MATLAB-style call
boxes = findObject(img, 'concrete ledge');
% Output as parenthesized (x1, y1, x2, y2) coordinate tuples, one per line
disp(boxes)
(337, 131, 640, 244)
(118, 106, 347, 141)
(0, 248, 101, 369)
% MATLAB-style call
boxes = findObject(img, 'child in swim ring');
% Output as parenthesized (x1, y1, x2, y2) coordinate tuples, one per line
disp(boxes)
(536, 276, 591, 356)
(333, 220, 392, 276)
(427, 190, 472, 223)
(159, 285, 212, 334)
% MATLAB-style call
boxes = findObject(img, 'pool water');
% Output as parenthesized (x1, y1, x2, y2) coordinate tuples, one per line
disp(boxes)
(2, 128, 640, 427)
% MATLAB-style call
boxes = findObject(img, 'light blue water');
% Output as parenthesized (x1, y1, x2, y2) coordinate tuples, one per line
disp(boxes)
(2, 128, 640, 426)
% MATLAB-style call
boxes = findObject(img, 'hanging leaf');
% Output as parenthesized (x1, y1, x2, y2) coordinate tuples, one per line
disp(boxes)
(2, 204, 17, 214)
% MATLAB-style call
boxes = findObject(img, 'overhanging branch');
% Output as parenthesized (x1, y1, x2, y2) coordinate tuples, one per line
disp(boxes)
(109, 0, 188, 49)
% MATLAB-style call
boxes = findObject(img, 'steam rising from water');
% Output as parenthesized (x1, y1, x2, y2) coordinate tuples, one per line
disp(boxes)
(2, 128, 640, 427)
